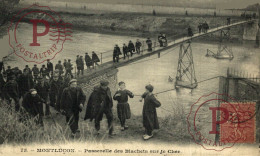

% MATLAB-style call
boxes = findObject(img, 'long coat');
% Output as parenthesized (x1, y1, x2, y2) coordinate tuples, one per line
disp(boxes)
(85, 54, 93, 66)
(84, 86, 113, 121)
(22, 92, 44, 117)
(92, 53, 100, 63)
(128, 42, 135, 52)
(3, 79, 19, 100)
(142, 92, 161, 130)
(17, 74, 34, 97)
(60, 86, 86, 116)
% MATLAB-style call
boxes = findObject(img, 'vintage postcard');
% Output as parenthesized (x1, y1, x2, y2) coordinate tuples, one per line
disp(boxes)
(0, 0, 259, 155)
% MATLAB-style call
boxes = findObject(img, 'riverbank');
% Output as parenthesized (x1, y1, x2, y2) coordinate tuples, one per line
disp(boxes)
(13, 8, 245, 41)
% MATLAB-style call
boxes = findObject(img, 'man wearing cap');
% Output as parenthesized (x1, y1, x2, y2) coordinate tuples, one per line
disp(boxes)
(60, 79, 86, 137)
(88, 80, 115, 136)
(35, 76, 50, 116)
(85, 52, 92, 71)
(49, 73, 63, 111)
(47, 59, 54, 76)
(65, 59, 73, 78)
(77, 56, 84, 76)
(135, 39, 142, 54)
(122, 43, 128, 60)
(128, 40, 135, 57)
(22, 89, 45, 125)
(146, 38, 153, 52)
(23, 65, 32, 74)
(55, 60, 64, 76)
(3, 75, 20, 111)
(32, 64, 40, 82)
(40, 65, 49, 78)
(113, 44, 121, 63)
(17, 69, 34, 98)
(139, 84, 161, 140)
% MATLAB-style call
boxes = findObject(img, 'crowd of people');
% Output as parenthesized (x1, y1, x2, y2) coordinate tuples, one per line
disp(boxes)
(0, 59, 161, 140)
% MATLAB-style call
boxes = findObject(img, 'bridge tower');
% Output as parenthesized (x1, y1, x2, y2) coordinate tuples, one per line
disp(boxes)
(206, 28, 234, 60)
(175, 41, 197, 89)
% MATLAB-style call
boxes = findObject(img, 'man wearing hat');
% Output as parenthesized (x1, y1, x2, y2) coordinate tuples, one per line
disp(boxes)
(65, 59, 73, 78)
(35, 76, 50, 116)
(3, 75, 20, 111)
(135, 39, 142, 54)
(22, 89, 45, 125)
(32, 64, 40, 82)
(49, 73, 63, 111)
(85, 80, 115, 136)
(128, 40, 135, 57)
(140, 84, 161, 140)
(85, 52, 92, 71)
(113, 44, 121, 63)
(146, 38, 153, 52)
(55, 60, 64, 76)
(122, 43, 128, 60)
(47, 59, 54, 76)
(60, 79, 86, 137)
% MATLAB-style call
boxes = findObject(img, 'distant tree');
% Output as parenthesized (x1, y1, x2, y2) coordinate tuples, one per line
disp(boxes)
(0, 0, 20, 26)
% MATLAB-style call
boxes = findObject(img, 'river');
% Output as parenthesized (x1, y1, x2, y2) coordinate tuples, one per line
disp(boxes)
(1, 22, 259, 117)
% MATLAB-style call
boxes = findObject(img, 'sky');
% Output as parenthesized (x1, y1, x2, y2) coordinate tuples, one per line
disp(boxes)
(27, 0, 260, 9)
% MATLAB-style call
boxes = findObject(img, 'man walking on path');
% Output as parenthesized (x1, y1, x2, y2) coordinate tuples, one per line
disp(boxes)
(84, 80, 115, 137)
(61, 79, 86, 137)
(123, 43, 128, 60)
(146, 38, 153, 52)
(92, 51, 100, 69)
(113, 45, 121, 63)
(128, 40, 135, 57)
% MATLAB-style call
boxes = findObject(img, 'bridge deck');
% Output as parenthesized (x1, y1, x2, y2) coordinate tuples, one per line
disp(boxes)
(77, 19, 256, 82)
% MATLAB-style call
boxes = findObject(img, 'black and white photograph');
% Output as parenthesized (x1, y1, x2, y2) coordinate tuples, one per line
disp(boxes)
(0, 0, 259, 155)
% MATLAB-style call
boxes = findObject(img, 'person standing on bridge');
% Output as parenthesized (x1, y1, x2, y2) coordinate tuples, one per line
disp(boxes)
(187, 26, 193, 37)
(198, 23, 202, 33)
(123, 43, 129, 60)
(113, 44, 121, 63)
(146, 38, 152, 52)
(32, 64, 40, 82)
(128, 40, 135, 57)
(139, 84, 161, 140)
(92, 51, 100, 69)
(113, 81, 134, 131)
(85, 52, 92, 71)
(158, 33, 164, 47)
(47, 59, 53, 77)
(55, 60, 64, 76)
(135, 39, 142, 54)
(227, 17, 231, 25)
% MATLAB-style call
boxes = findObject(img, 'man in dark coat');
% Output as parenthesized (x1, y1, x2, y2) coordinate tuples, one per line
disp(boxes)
(85, 52, 92, 70)
(135, 39, 142, 54)
(22, 89, 44, 126)
(6, 66, 13, 81)
(0, 73, 6, 101)
(23, 65, 32, 74)
(84, 80, 115, 136)
(92, 51, 100, 69)
(113, 44, 121, 63)
(17, 70, 34, 98)
(188, 26, 193, 37)
(35, 76, 50, 116)
(56, 73, 71, 113)
(47, 59, 53, 76)
(122, 43, 128, 60)
(77, 56, 84, 76)
(49, 73, 62, 110)
(0, 61, 4, 73)
(40, 65, 49, 78)
(128, 40, 135, 57)
(32, 64, 40, 82)
(158, 33, 164, 47)
(65, 59, 73, 77)
(55, 60, 64, 76)
(4, 75, 20, 111)
(146, 38, 153, 52)
(140, 84, 161, 140)
(60, 79, 86, 137)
